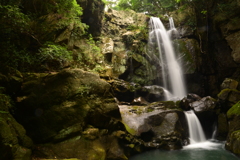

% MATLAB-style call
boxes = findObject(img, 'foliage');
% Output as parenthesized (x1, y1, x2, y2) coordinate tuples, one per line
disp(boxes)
(38, 42, 72, 68)
(73, 34, 105, 73)
(115, 0, 178, 15)
(0, 0, 89, 71)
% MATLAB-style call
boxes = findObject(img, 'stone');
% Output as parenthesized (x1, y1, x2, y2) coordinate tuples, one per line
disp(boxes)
(221, 78, 239, 90)
(190, 96, 217, 112)
(225, 130, 240, 156)
(226, 31, 240, 63)
(0, 94, 32, 160)
(16, 69, 121, 143)
(101, 37, 114, 54)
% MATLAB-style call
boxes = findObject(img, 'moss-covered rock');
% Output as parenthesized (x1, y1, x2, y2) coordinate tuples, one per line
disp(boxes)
(0, 94, 32, 160)
(227, 101, 240, 119)
(218, 89, 240, 110)
(16, 69, 121, 143)
(226, 130, 240, 156)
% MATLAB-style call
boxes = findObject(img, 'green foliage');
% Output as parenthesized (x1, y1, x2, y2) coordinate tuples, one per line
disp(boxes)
(0, 0, 88, 71)
(74, 34, 104, 73)
(38, 42, 72, 65)
(115, 0, 178, 15)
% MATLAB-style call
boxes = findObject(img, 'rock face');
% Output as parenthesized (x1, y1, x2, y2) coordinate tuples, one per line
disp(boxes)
(77, 0, 105, 36)
(13, 69, 140, 159)
(0, 94, 32, 160)
(226, 101, 240, 156)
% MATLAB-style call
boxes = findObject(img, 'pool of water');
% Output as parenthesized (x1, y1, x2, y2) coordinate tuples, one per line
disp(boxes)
(130, 141, 239, 160)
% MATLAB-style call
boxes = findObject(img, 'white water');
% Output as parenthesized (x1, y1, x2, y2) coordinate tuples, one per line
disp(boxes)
(184, 110, 206, 144)
(148, 17, 186, 100)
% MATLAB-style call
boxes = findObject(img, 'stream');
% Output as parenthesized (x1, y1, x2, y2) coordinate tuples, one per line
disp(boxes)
(130, 140, 239, 160)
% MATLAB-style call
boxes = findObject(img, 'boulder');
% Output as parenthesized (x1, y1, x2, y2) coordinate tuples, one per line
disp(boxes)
(225, 130, 240, 156)
(140, 85, 165, 102)
(139, 110, 185, 150)
(190, 96, 217, 113)
(218, 89, 240, 110)
(0, 94, 32, 160)
(226, 31, 240, 63)
(221, 78, 239, 90)
(16, 69, 121, 143)
(225, 101, 240, 156)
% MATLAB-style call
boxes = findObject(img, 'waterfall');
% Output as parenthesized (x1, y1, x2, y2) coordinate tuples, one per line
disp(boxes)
(184, 110, 206, 144)
(148, 17, 186, 100)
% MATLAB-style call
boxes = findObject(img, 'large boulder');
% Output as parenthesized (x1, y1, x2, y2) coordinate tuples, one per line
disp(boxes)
(120, 101, 187, 150)
(0, 94, 32, 160)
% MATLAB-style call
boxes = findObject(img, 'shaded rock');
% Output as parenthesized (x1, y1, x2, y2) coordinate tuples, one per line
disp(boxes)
(218, 89, 240, 110)
(190, 96, 217, 112)
(226, 101, 240, 156)
(77, 0, 105, 36)
(226, 31, 240, 63)
(221, 78, 239, 90)
(139, 85, 165, 102)
(216, 113, 229, 140)
(16, 69, 121, 143)
(0, 94, 32, 160)
(179, 93, 202, 111)
(225, 130, 240, 156)
(108, 79, 141, 102)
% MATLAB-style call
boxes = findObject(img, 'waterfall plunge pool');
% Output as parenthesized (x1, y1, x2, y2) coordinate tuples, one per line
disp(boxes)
(129, 140, 239, 160)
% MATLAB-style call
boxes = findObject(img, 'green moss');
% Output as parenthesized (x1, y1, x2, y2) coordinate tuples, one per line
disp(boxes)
(227, 101, 240, 118)
(123, 123, 136, 135)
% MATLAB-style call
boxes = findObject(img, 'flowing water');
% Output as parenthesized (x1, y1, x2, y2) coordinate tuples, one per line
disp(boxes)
(184, 110, 206, 144)
(148, 17, 186, 100)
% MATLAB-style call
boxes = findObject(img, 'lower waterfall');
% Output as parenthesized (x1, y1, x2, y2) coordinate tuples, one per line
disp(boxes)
(184, 110, 206, 144)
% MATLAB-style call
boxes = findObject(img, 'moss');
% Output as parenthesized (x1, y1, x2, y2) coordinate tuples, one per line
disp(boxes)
(123, 123, 136, 135)
(227, 101, 240, 118)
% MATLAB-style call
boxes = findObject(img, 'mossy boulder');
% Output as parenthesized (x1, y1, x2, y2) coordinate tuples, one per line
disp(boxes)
(226, 130, 240, 156)
(227, 101, 240, 119)
(218, 89, 240, 110)
(0, 94, 33, 160)
(226, 101, 240, 156)
(16, 69, 121, 143)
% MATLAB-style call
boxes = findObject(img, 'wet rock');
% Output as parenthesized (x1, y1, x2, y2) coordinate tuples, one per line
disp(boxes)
(190, 96, 217, 112)
(216, 113, 229, 140)
(218, 89, 240, 110)
(179, 93, 202, 111)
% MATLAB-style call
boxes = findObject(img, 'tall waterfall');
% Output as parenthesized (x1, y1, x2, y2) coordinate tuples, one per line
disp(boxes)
(148, 17, 186, 100)
(184, 110, 206, 144)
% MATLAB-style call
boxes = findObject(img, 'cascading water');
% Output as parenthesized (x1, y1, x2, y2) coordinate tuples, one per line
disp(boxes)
(148, 17, 186, 100)
(184, 110, 206, 144)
